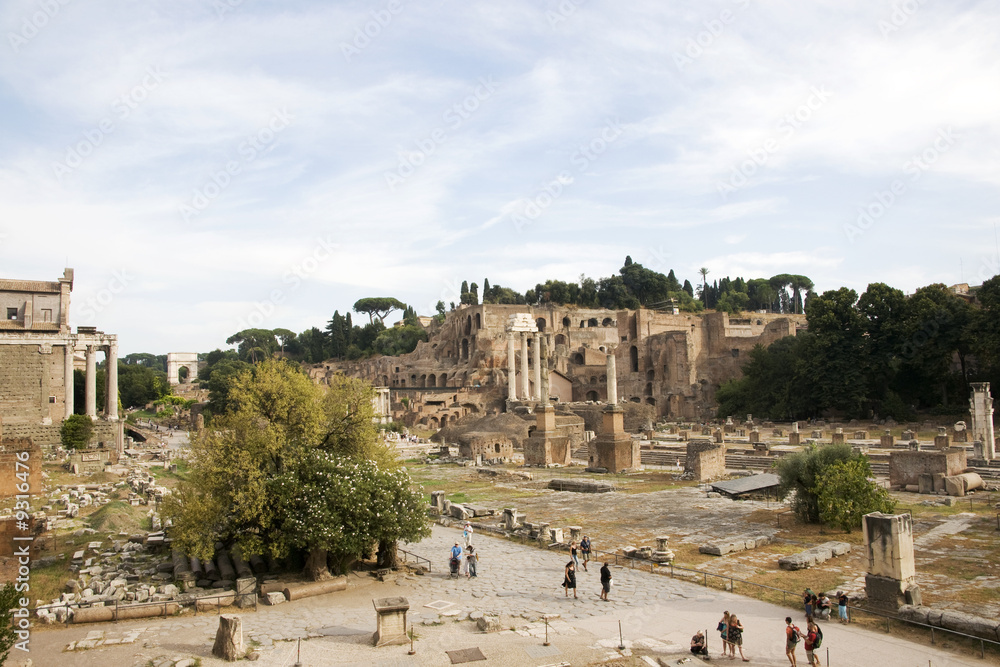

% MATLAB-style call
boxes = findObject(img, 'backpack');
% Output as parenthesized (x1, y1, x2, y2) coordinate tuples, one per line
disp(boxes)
(790, 625, 801, 643)
(813, 625, 823, 648)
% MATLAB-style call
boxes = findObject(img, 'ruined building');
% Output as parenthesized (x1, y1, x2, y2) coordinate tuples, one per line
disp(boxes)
(308, 304, 805, 428)
(0, 269, 123, 449)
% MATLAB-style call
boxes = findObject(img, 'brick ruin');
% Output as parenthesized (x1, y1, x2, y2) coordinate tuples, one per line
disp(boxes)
(0, 269, 123, 451)
(307, 304, 806, 429)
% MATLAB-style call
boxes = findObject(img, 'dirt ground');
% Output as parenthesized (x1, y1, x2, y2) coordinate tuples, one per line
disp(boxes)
(408, 461, 1000, 618)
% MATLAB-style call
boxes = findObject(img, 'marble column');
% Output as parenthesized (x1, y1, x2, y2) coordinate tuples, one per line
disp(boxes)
(532, 333, 542, 401)
(519, 332, 530, 401)
(85, 345, 97, 420)
(64, 343, 75, 419)
(606, 352, 618, 405)
(507, 334, 518, 400)
(106, 343, 119, 420)
(540, 336, 550, 403)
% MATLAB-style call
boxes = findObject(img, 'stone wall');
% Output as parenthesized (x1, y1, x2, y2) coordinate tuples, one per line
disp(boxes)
(685, 440, 726, 481)
(888, 449, 967, 488)
(0, 439, 43, 497)
(0, 343, 67, 425)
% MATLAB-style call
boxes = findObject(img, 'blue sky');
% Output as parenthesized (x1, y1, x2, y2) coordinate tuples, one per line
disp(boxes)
(1, 0, 998, 354)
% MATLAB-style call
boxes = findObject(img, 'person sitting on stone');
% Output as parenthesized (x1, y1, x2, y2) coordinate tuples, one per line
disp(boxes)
(690, 630, 708, 656)
(816, 593, 831, 620)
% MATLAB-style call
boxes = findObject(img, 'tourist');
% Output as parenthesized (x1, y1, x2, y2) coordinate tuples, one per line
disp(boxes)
(463, 522, 474, 546)
(562, 560, 577, 598)
(599, 561, 612, 601)
(465, 545, 478, 578)
(569, 541, 580, 570)
(449, 542, 462, 578)
(690, 630, 708, 657)
(785, 616, 801, 666)
(803, 588, 814, 619)
(804, 620, 822, 666)
(816, 592, 831, 620)
(728, 614, 749, 661)
(718, 611, 732, 658)
(837, 591, 849, 624)
(580, 535, 592, 571)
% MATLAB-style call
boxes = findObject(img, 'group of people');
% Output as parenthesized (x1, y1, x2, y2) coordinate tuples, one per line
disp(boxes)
(561, 536, 613, 601)
(691, 610, 749, 661)
(785, 616, 823, 666)
(448, 522, 479, 578)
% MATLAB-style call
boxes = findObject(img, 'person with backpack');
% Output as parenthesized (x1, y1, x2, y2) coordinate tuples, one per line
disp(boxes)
(785, 616, 801, 666)
(728, 613, 749, 662)
(805, 619, 823, 666)
(580, 535, 592, 571)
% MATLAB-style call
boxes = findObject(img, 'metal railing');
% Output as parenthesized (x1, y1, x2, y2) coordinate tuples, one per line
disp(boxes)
(399, 548, 432, 572)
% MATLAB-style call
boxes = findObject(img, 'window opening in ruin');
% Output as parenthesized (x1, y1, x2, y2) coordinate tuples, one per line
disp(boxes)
(572, 353, 584, 364)
(590, 376, 597, 384)
(630, 345, 639, 372)
(475, 313, 482, 329)
(645, 382, 653, 395)
(586, 390, 598, 401)
(462, 339, 469, 360)
(555, 334, 566, 346)
(630, 397, 640, 403)
(465, 316, 472, 335)
(599, 374, 606, 382)
(588, 318, 598, 327)
(49, 396, 56, 403)
(536, 318, 546, 331)
(580, 320, 586, 328)
(646, 369, 655, 381)
(494, 443, 501, 453)
(602, 317, 612, 326)
(562, 317, 571, 327)
(731, 349, 739, 358)
(6, 308, 17, 320)
(646, 397, 656, 406)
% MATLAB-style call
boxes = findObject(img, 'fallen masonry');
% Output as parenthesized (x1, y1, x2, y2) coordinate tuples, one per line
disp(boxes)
(778, 541, 852, 571)
(547, 478, 615, 493)
(699, 534, 772, 556)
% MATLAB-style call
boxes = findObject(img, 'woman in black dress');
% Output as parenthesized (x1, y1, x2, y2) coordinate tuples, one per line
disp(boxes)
(563, 561, 577, 598)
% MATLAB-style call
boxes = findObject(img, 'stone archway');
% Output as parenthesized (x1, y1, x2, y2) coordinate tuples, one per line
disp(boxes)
(167, 352, 199, 385)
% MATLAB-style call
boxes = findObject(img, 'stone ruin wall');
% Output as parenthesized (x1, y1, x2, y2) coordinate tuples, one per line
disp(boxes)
(306, 305, 806, 426)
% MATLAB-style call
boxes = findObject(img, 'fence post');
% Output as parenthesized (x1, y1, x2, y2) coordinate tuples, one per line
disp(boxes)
(703, 572, 707, 587)
(886, 616, 890, 633)
(930, 627, 934, 644)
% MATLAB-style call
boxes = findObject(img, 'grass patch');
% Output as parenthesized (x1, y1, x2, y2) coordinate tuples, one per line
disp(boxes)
(87, 501, 148, 534)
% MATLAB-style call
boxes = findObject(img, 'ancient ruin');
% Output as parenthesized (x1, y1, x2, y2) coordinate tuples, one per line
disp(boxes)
(166, 352, 200, 385)
(969, 382, 996, 460)
(863, 512, 919, 611)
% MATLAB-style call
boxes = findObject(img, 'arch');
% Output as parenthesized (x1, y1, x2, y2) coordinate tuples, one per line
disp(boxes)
(465, 316, 472, 335)
(602, 317, 613, 326)
(572, 353, 584, 364)
(586, 390, 598, 401)
(427, 374, 436, 386)
(440, 414, 449, 426)
(589, 376, 597, 384)
(166, 352, 199, 385)
(381, 374, 389, 386)
(630, 396, 640, 403)
(555, 334, 566, 346)
(536, 317, 546, 331)
(461, 371, 468, 386)
(588, 318, 598, 327)
(475, 313, 482, 329)
(439, 374, 447, 387)
(599, 374, 606, 382)
(646, 369, 655, 381)
(429, 416, 439, 428)
(599, 346, 606, 352)
(562, 316, 571, 328)
(646, 397, 656, 406)
(177, 366, 190, 382)
(630, 345, 639, 372)
(410, 374, 417, 383)
(420, 374, 427, 387)
(461, 338, 469, 360)
(645, 382, 653, 396)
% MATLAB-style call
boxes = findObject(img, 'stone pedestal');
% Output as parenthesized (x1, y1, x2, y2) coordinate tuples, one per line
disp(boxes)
(969, 383, 996, 460)
(788, 432, 801, 446)
(524, 404, 571, 465)
(685, 440, 725, 481)
(748, 430, 760, 444)
(590, 406, 640, 472)
(431, 490, 446, 514)
(372, 597, 410, 647)
(832, 428, 845, 444)
(880, 432, 895, 447)
(863, 513, 917, 611)
(235, 576, 256, 609)
(902, 430, 916, 440)
(568, 526, 583, 541)
(712, 429, 724, 443)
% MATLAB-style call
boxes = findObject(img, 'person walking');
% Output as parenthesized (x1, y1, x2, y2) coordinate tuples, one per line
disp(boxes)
(803, 588, 814, 620)
(463, 522, 474, 547)
(785, 616, 801, 666)
(837, 591, 849, 624)
(804, 620, 822, 666)
(599, 561, 612, 601)
(449, 542, 462, 578)
(465, 545, 478, 578)
(562, 560, 577, 598)
(728, 614, 749, 662)
(569, 541, 580, 570)
(580, 535, 591, 571)
(718, 611, 732, 658)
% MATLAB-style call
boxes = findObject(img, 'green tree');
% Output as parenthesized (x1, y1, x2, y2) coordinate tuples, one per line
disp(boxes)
(118, 363, 170, 409)
(60, 414, 93, 449)
(815, 458, 896, 531)
(270, 452, 429, 577)
(226, 328, 279, 363)
(374, 324, 428, 356)
(0, 583, 21, 664)
(698, 267, 709, 304)
(205, 359, 253, 414)
(352, 297, 406, 325)
(774, 443, 856, 523)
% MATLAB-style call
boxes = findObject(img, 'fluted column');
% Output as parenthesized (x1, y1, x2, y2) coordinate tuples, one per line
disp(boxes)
(106, 343, 119, 420)
(64, 343, 75, 419)
(519, 332, 530, 400)
(606, 352, 618, 405)
(85, 345, 97, 420)
(507, 334, 517, 400)
(532, 333, 542, 401)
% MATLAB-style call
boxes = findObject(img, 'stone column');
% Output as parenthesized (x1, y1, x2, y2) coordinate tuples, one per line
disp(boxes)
(532, 333, 542, 401)
(106, 343, 119, 420)
(540, 336, 550, 403)
(970, 383, 995, 460)
(519, 332, 529, 401)
(85, 345, 97, 420)
(507, 334, 517, 400)
(606, 352, 617, 405)
(64, 343, 75, 419)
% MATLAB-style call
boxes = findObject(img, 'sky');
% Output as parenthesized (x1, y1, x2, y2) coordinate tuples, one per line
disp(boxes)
(1, 0, 998, 355)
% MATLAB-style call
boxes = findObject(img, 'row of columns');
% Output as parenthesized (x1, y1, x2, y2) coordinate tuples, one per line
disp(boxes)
(508, 332, 545, 402)
(64, 342, 118, 421)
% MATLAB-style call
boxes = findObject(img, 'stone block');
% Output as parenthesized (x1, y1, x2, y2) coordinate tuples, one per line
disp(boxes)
(212, 615, 243, 661)
(477, 615, 502, 633)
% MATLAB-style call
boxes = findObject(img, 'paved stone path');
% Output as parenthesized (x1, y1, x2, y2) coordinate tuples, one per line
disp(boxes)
(22, 525, 990, 666)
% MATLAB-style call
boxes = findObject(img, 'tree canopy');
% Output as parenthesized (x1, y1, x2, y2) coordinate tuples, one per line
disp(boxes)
(353, 297, 406, 324)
